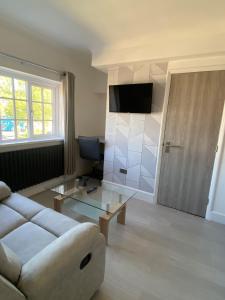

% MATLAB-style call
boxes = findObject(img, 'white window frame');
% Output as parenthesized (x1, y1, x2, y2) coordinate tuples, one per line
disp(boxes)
(0, 67, 62, 145)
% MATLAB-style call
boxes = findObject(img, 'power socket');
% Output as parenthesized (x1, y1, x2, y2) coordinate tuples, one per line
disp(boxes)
(120, 168, 127, 174)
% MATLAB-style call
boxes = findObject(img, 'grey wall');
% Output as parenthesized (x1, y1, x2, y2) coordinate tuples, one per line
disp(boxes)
(103, 63, 167, 194)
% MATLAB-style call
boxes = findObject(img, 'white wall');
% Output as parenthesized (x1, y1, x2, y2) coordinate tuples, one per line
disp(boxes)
(92, 34, 225, 68)
(103, 62, 167, 197)
(0, 22, 107, 175)
(207, 133, 225, 225)
(214, 141, 225, 215)
(207, 100, 225, 225)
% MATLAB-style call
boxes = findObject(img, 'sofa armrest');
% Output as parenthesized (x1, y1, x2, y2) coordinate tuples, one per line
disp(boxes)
(18, 222, 105, 300)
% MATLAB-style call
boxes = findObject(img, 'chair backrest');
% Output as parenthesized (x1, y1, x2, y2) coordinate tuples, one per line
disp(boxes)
(78, 136, 101, 161)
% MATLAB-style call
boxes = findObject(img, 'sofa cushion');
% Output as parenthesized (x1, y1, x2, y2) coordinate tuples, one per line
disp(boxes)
(0, 205, 27, 238)
(0, 242, 22, 284)
(0, 181, 11, 201)
(3, 193, 45, 220)
(31, 208, 79, 237)
(1, 222, 56, 264)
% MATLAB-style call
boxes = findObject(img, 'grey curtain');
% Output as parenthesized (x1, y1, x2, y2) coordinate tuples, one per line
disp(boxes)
(63, 72, 76, 175)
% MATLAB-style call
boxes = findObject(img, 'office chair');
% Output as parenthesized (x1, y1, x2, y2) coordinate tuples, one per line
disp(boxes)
(78, 136, 104, 185)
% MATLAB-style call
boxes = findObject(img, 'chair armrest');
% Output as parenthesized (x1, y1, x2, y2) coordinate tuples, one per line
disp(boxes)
(18, 222, 105, 300)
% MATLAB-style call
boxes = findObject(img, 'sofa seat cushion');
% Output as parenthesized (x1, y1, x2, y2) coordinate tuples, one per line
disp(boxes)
(0, 205, 27, 238)
(31, 208, 79, 237)
(3, 193, 45, 220)
(1, 222, 56, 264)
(0, 242, 22, 284)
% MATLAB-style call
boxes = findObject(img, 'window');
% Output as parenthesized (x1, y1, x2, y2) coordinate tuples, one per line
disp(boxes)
(0, 69, 61, 143)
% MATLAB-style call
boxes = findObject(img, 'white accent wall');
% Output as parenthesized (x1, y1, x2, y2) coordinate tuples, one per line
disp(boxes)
(103, 63, 167, 194)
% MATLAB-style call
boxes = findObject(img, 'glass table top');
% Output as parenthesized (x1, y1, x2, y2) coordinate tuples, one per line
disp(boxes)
(51, 179, 136, 215)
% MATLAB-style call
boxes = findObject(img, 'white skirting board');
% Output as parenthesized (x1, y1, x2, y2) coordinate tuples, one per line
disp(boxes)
(206, 210, 225, 225)
(20, 176, 154, 203)
(102, 180, 154, 204)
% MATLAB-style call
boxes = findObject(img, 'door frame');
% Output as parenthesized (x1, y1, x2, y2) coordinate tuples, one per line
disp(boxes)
(154, 56, 225, 221)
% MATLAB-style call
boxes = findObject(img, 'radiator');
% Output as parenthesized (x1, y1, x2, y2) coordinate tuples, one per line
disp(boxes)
(0, 144, 64, 192)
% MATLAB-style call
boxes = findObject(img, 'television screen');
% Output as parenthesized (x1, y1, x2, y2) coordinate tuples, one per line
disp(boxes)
(109, 83, 153, 113)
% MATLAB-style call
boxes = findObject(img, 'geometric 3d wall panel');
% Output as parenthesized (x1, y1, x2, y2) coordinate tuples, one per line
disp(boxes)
(104, 63, 167, 194)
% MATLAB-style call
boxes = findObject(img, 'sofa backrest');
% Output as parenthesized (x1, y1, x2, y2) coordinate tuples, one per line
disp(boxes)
(0, 240, 25, 300)
(0, 242, 22, 284)
(0, 275, 25, 300)
(0, 181, 11, 201)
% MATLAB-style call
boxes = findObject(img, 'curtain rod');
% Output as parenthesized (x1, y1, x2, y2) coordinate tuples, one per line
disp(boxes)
(0, 51, 63, 75)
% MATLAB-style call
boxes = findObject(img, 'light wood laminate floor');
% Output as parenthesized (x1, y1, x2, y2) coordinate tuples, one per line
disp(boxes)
(32, 191, 225, 300)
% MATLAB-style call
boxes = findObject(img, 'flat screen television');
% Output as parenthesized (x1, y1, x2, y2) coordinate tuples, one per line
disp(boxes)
(109, 83, 153, 113)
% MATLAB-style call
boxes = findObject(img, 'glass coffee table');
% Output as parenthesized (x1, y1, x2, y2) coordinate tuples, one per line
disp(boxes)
(51, 180, 135, 244)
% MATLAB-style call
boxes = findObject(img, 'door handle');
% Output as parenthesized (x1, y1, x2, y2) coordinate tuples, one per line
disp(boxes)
(164, 142, 183, 153)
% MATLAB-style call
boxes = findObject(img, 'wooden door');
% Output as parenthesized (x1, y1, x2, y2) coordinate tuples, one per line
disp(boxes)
(158, 71, 225, 217)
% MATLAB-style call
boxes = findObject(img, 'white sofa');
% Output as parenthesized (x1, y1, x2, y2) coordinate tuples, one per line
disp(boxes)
(0, 181, 105, 300)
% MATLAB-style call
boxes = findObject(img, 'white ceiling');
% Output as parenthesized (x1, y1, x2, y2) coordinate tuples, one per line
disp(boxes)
(1, 0, 225, 64)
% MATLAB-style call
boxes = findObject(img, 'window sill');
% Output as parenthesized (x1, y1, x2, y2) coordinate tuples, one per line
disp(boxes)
(0, 138, 64, 153)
